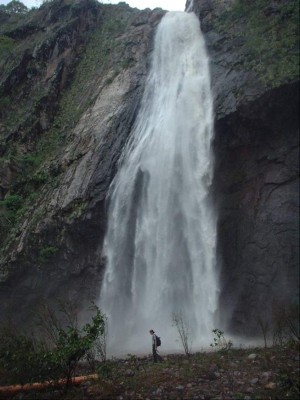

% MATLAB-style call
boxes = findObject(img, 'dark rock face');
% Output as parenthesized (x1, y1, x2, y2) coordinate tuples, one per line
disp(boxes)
(214, 82, 299, 334)
(0, 0, 165, 327)
(188, 0, 299, 334)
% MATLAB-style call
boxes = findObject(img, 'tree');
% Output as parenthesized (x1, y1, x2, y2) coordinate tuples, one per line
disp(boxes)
(172, 311, 192, 356)
(0, 303, 107, 390)
(2, 0, 28, 14)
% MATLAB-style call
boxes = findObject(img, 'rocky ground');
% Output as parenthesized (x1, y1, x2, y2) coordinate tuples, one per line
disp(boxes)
(2, 345, 299, 400)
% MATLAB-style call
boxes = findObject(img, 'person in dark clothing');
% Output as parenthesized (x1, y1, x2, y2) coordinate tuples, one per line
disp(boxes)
(149, 329, 163, 362)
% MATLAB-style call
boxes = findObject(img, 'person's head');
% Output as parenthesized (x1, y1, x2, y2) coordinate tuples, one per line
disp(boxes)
(149, 329, 155, 335)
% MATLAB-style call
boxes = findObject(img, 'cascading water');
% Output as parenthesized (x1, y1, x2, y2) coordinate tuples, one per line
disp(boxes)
(186, 0, 195, 13)
(99, 11, 219, 355)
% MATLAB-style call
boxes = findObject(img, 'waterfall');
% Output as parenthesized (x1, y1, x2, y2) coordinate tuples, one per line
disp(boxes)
(186, 0, 195, 13)
(99, 11, 219, 355)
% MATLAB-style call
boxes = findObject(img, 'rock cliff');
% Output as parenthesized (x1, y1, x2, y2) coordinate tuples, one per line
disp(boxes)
(187, 0, 299, 335)
(0, 0, 165, 326)
(0, 0, 298, 337)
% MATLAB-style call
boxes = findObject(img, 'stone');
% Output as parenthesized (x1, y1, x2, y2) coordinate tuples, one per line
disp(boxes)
(265, 382, 276, 390)
(125, 369, 135, 377)
(261, 371, 271, 381)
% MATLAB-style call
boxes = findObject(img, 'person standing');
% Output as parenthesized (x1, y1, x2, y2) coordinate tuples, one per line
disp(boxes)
(149, 329, 163, 362)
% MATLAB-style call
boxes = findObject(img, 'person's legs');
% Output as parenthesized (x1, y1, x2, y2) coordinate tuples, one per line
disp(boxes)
(152, 345, 158, 362)
(156, 350, 163, 362)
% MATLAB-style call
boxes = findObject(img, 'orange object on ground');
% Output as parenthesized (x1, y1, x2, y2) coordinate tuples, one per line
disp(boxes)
(0, 374, 98, 395)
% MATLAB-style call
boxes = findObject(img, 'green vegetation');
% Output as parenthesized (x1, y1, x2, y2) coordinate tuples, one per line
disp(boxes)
(0, 2, 138, 259)
(1, 345, 298, 399)
(214, 0, 299, 87)
(38, 246, 58, 263)
(0, 194, 24, 231)
(0, 35, 15, 58)
(0, 0, 29, 14)
(0, 311, 299, 398)
(0, 303, 106, 388)
(48, 2, 135, 135)
(64, 200, 88, 223)
(210, 328, 233, 352)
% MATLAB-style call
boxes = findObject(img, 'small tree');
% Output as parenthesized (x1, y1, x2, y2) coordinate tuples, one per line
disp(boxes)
(0, 303, 106, 390)
(86, 314, 108, 368)
(210, 329, 232, 352)
(37, 302, 106, 389)
(172, 311, 192, 356)
(2, 0, 28, 14)
(257, 315, 269, 348)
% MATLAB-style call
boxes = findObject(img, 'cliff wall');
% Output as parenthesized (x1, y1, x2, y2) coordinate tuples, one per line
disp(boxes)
(0, 0, 298, 336)
(187, 0, 299, 334)
(0, 0, 165, 325)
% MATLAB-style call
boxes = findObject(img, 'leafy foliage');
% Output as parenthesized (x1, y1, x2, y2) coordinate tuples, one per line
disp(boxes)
(0, 304, 106, 388)
(38, 246, 58, 263)
(0, 35, 15, 58)
(0, 0, 28, 15)
(210, 329, 233, 352)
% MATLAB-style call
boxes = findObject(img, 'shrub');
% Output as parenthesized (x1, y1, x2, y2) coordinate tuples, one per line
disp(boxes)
(0, 304, 106, 389)
(38, 246, 58, 263)
(210, 329, 233, 352)
(172, 311, 192, 355)
(2, 194, 23, 212)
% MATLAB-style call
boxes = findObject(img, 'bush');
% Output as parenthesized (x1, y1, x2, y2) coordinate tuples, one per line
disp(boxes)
(2, 194, 23, 212)
(172, 311, 192, 355)
(0, 304, 106, 389)
(210, 329, 233, 352)
(38, 246, 58, 263)
(0, 330, 41, 385)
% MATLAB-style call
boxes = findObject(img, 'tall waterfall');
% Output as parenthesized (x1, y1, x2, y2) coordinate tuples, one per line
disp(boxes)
(99, 11, 219, 355)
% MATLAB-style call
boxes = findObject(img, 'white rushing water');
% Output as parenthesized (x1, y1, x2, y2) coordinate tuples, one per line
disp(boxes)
(99, 11, 219, 355)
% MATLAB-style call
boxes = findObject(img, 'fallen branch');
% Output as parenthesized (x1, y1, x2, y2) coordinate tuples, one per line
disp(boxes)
(0, 374, 98, 395)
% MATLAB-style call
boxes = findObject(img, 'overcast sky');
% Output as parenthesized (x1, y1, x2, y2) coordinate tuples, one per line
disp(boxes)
(0, 0, 187, 11)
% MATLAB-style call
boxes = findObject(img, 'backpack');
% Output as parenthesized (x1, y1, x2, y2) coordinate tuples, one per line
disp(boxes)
(155, 335, 161, 347)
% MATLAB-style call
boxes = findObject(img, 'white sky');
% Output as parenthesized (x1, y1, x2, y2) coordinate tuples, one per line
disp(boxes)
(0, 0, 186, 11)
